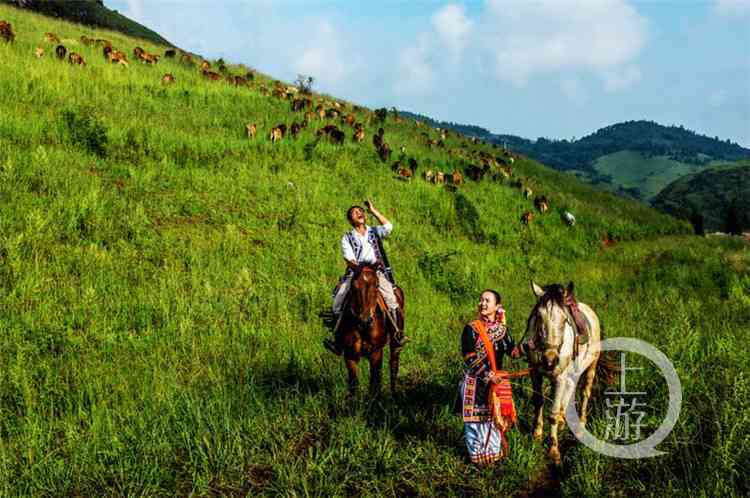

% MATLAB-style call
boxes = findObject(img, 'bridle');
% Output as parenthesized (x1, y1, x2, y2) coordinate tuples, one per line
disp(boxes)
(529, 298, 578, 357)
(349, 266, 378, 332)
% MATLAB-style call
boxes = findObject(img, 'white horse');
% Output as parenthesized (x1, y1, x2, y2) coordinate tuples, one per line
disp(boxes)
(524, 281, 617, 465)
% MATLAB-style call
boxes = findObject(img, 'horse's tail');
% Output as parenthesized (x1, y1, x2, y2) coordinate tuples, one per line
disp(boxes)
(596, 324, 621, 386)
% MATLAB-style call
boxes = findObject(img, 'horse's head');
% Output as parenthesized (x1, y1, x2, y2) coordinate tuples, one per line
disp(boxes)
(349, 264, 379, 329)
(527, 281, 576, 374)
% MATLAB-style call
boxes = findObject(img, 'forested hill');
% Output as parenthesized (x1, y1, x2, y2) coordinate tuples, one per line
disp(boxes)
(652, 161, 750, 233)
(400, 111, 750, 201)
(1, 0, 172, 46)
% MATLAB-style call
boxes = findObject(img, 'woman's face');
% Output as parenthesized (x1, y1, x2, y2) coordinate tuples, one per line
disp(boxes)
(478, 291, 499, 320)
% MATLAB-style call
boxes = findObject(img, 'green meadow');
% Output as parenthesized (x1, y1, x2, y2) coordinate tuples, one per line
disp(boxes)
(0, 6, 748, 497)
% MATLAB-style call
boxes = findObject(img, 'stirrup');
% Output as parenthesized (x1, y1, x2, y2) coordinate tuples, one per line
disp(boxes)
(323, 338, 343, 356)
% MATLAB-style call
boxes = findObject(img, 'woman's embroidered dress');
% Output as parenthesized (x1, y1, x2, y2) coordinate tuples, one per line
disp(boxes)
(460, 315, 515, 465)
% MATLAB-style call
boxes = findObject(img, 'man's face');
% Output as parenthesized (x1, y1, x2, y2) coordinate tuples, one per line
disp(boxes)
(349, 207, 366, 226)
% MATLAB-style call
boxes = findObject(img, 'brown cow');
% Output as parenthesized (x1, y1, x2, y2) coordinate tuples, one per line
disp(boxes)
(291, 98, 310, 112)
(353, 127, 365, 143)
(0, 20, 14, 43)
(162, 73, 175, 85)
(103, 46, 129, 66)
(44, 32, 60, 43)
(398, 168, 413, 179)
(34, 47, 44, 58)
(521, 211, 534, 225)
(246, 123, 257, 139)
(134, 46, 145, 59)
(202, 70, 222, 81)
(377, 143, 392, 162)
(232, 76, 248, 87)
(408, 157, 418, 176)
(450, 170, 463, 186)
(180, 53, 194, 65)
(200, 60, 211, 71)
(55, 44, 67, 60)
(270, 124, 287, 143)
(534, 196, 549, 213)
(138, 52, 159, 64)
(68, 52, 85, 66)
(342, 114, 355, 127)
(290, 122, 302, 139)
(329, 128, 345, 145)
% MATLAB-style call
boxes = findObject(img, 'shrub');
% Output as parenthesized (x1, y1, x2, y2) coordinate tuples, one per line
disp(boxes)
(60, 107, 108, 158)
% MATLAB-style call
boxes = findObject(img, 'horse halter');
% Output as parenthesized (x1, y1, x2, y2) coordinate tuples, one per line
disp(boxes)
(532, 300, 576, 356)
(350, 266, 378, 331)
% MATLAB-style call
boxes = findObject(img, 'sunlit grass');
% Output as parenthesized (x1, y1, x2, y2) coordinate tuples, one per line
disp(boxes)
(0, 4, 747, 497)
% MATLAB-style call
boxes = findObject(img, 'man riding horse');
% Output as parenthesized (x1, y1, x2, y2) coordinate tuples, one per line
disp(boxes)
(324, 200, 409, 355)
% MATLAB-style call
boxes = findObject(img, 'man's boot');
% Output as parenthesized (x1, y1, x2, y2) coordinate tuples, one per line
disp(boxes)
(323, 313, 344, 356)
(387, 308, 410, 348)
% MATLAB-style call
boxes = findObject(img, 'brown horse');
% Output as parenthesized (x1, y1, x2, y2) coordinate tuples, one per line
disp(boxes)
(339, 264, 404, 397)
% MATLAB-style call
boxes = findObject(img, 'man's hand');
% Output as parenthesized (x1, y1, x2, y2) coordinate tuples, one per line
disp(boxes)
(510, 346, 523, 359)
(364, 199, 374, 212)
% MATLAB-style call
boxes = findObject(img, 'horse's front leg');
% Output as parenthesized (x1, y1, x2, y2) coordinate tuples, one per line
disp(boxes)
(548, 375, 571, 466)
(531, 371, 545, 441)
(550, 370, 579, 465)
(389, 345, 400, 395)
(369, 349, 383, 398)
(579, 357, 599, 430)
(345, 356, 359, 399)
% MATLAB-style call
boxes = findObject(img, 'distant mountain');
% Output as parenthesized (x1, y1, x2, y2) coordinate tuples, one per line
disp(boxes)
(652, 161, 750, 233)
(2, 0, 172, 46)
(399, 112, 750, 201)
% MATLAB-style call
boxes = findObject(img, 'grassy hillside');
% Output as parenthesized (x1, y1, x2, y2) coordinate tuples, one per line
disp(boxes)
(653, 161, 750, 232)
(591, 150, 712, 201)
(1, 5, 749, 497)
(1, 0, 172, 46)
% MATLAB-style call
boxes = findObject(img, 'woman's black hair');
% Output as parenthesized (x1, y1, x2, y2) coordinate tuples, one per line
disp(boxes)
(481, 288, 502, 304)
(346, 205, 364, 223)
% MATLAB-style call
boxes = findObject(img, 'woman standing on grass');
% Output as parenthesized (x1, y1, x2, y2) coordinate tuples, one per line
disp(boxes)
(460, 289, 522, 465)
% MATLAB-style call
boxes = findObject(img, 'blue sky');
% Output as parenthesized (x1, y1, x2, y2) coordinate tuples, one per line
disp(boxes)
(109, 0, 750, 146)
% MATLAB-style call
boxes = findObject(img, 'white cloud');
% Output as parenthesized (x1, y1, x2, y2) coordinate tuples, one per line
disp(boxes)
(714, 0, 750, 18)
(432, 4, 473, 57)
(123, 0, 145, 23)
(395, 34, 435, 95)
(602, 65, 642, 92)
(481, 0, 647, 90)
(291, 20, 357, 87)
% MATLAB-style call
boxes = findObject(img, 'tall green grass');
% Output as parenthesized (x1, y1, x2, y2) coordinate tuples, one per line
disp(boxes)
(0, 5, 747, 497)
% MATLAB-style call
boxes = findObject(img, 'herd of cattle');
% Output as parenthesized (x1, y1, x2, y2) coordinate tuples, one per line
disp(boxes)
(1, 19, 577, 227)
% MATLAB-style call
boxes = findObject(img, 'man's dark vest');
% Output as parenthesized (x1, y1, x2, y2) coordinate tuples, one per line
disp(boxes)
(346, 227, 396, 284)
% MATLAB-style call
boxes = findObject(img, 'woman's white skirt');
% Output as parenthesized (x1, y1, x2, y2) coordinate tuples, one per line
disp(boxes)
(464, 421, 504, 465)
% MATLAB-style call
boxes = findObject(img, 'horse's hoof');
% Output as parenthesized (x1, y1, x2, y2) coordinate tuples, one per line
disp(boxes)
(533, 430, 544, 442)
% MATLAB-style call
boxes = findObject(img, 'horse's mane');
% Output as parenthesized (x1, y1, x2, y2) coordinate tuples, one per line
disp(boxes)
(526, 283, 568, 334)
(352, 263, 379, 279)
(538, 284, 567, 308)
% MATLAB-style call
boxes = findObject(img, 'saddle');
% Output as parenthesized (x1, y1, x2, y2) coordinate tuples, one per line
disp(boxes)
(564, 292, 590, 346)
